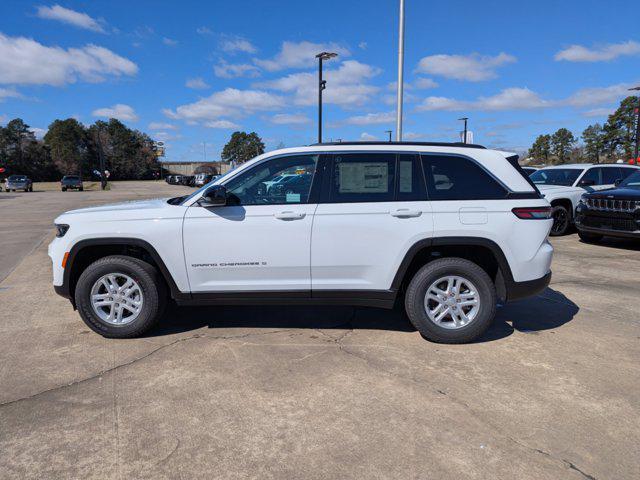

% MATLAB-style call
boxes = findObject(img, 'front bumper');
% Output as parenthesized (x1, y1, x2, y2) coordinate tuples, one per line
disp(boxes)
(575, 206, 640, 239)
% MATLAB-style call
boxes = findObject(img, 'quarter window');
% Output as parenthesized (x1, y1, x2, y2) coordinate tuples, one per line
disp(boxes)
(224, 155, 318, 206)
(421, 154, 507, 200)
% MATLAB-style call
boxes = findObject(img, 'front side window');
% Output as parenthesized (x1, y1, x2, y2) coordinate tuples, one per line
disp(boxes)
(602, 167, 623, 185)
(224, 155, 318, 206)
(619, 168, 638, 181)
(531, 168, 584, 186)
(421, 154, 507, 200)
(577, 168, 600, 186)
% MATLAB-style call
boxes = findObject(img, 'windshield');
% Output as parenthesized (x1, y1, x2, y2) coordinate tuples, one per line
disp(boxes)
(530, 168, 583, 186)
(63, 176, 79, 180)
(620, 171, 640, 189)
(177, 167, 237, 205)
(8, 175, 27, 181)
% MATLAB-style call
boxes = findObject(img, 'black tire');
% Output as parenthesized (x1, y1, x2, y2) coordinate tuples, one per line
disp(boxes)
(62, 187, 67, 191)
(550, 205, 571, 236)
(578, 230, 603, 243)
(404, 257, 497, 344)
(74, 255, 166, 338)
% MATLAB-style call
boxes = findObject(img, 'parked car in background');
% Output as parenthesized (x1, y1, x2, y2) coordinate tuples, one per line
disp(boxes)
(530, 164, 640, 235)
(263, 173, 297, 193)
(50, 141, 553, 344)
(61, 175, 83, 191)
(575, 170, 640, 243)
(194, 173, 219, 187)
(179, 175, 195, 187)
(166, 174, 184, 185)
(522, 166, 539, 176)
(5, 175, 33, 192)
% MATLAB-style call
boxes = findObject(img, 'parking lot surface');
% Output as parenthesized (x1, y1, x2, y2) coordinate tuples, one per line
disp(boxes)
(0, 181, 638, 479)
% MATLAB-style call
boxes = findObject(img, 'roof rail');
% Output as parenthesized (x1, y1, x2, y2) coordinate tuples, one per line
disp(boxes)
(309, 141, 486, 149)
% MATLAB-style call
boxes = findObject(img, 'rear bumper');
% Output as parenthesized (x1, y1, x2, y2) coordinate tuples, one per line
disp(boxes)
(506, 271, 551, 302)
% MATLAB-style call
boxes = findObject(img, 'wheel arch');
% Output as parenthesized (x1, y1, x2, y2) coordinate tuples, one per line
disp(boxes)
(550, 197, 574, 218)
(62, 238, 186, 305)
(391, 237, 515, 303)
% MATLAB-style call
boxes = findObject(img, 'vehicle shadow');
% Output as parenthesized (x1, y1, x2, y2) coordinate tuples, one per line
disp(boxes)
(580, 237, 640, 251)
(146, 287, 578, 343)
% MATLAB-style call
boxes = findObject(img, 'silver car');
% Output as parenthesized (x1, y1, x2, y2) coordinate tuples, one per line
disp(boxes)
(5, 175, 33, 192)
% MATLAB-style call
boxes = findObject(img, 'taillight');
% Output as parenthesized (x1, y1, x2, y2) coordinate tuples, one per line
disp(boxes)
(512, 207, 552, 219)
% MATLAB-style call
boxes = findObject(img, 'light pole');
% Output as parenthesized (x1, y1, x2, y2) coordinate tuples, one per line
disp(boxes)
(396, 0, 405, 141)
(385, 130, 392, 142)
(630, 87, 640, 165)
(315, 52, 338, 143)
(458, 117, 469, 144)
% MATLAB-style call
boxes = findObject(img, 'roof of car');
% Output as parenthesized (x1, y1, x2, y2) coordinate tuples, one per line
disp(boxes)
(310, 141, 486, 149)
(539, 163, 639, 169)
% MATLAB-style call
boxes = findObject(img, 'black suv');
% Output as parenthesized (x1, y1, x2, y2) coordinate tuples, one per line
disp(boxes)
(575, 170, 640, 242)
(61, 175, 83, 191)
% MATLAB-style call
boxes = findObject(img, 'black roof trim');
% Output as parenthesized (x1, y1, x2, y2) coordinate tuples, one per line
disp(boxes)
(309, 141, 486, 150)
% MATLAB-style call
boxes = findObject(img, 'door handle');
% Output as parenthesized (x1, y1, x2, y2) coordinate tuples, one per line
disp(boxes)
(274, 211, 306, 220)
(390, 209, 422, 218)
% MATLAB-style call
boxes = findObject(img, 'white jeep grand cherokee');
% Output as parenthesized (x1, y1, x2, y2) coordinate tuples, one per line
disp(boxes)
(49, 142, 553, 344)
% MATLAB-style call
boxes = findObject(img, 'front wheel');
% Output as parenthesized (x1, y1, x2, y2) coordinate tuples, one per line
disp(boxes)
(75, 255, 166, 338)
(404, 258, 497, 344)
(550, 205, 571, 236)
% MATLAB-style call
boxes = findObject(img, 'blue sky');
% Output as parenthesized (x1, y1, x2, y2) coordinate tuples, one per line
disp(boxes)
(1, 0, 639, 161)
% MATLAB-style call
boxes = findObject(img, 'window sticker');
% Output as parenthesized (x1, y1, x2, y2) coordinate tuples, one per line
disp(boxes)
(338, 162, 388, 193)
(286, 193, 301, 202)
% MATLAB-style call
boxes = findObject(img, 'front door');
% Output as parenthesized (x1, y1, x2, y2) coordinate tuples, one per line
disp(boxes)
(183, 154, 320, 293)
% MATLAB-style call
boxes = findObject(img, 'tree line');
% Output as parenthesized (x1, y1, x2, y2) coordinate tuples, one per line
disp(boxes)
(528, 96, 639, 164)
(0, 118, 161, 181)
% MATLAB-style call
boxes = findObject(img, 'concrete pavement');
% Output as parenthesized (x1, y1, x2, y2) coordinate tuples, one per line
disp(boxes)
(0, 182, 638, 479)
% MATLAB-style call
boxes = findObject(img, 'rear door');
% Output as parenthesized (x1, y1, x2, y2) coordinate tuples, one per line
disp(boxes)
(311, 152, 432, 292)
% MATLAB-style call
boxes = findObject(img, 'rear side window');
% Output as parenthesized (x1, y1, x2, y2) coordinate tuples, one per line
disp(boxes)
(330, 153, 396, 202)
(421, 154, 507, 200)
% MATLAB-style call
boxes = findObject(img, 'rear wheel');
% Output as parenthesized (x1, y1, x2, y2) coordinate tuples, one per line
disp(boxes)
(405, 257, 497, 344)
(578, 230, 603, 243)
(75, 255, 166, 338)
(550, 205, 571, 236)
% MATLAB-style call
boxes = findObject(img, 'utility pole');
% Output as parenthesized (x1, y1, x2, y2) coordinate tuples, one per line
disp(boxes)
(203, 141, 207, 162)
(96, 128, 106, 190)
(458, 117, 469, 144)
(315, 52, 338, 143)
(630, 87, 640, 165)
(385, 130, 392, 142)
(396, 0, 405, 141)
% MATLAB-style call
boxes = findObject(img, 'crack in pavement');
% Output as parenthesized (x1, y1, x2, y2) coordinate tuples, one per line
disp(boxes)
(0, 328, 293, 408)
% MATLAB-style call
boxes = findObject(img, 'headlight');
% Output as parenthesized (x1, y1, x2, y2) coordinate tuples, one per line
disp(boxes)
(55, 224, 69, 237)
(578, 194, 588, 205)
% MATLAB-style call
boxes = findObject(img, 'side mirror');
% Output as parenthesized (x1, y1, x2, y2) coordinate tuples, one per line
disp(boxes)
(199, 185, 227, 207)
(614, 178, 622, 187)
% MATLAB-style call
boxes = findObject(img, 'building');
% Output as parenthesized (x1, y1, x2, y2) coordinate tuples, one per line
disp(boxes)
(160, 161, 232, 176)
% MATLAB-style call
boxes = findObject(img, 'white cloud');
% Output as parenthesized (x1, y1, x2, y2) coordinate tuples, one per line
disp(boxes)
(149, 122, 178, 131)
(0, 87, 21, 102)
(564, 83, 633, 107)
(254, 41, 350, 71)
(196, 26, 213, 35)
(417, 87, 549, 111)
(204, 120, 241, 129)
(220, 37, 257, 54)
(403, 132, 424, 140)
(360, 132, 378, 141)
(414, 77, 438, 89)
(185, 77, 210, 89)
(0, 33, 137, 86)
(92, 104, 138, 122)
(582, 107, 615, 118)
(555, 41, 640, 62)
(30, 127, 47, 139)
(358, 42, 367, 50)
(36, 4, 105, 33)
(415, 52, 516, 81)
(270, 113, 311, 125)
(0, 114, 7, 124)
(164, 88, 285, 123)
(162, 37, 178, 46)
(257, 60, 380, 107)
(344, 111, 395, 125)
(214, 60, 260, 79)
